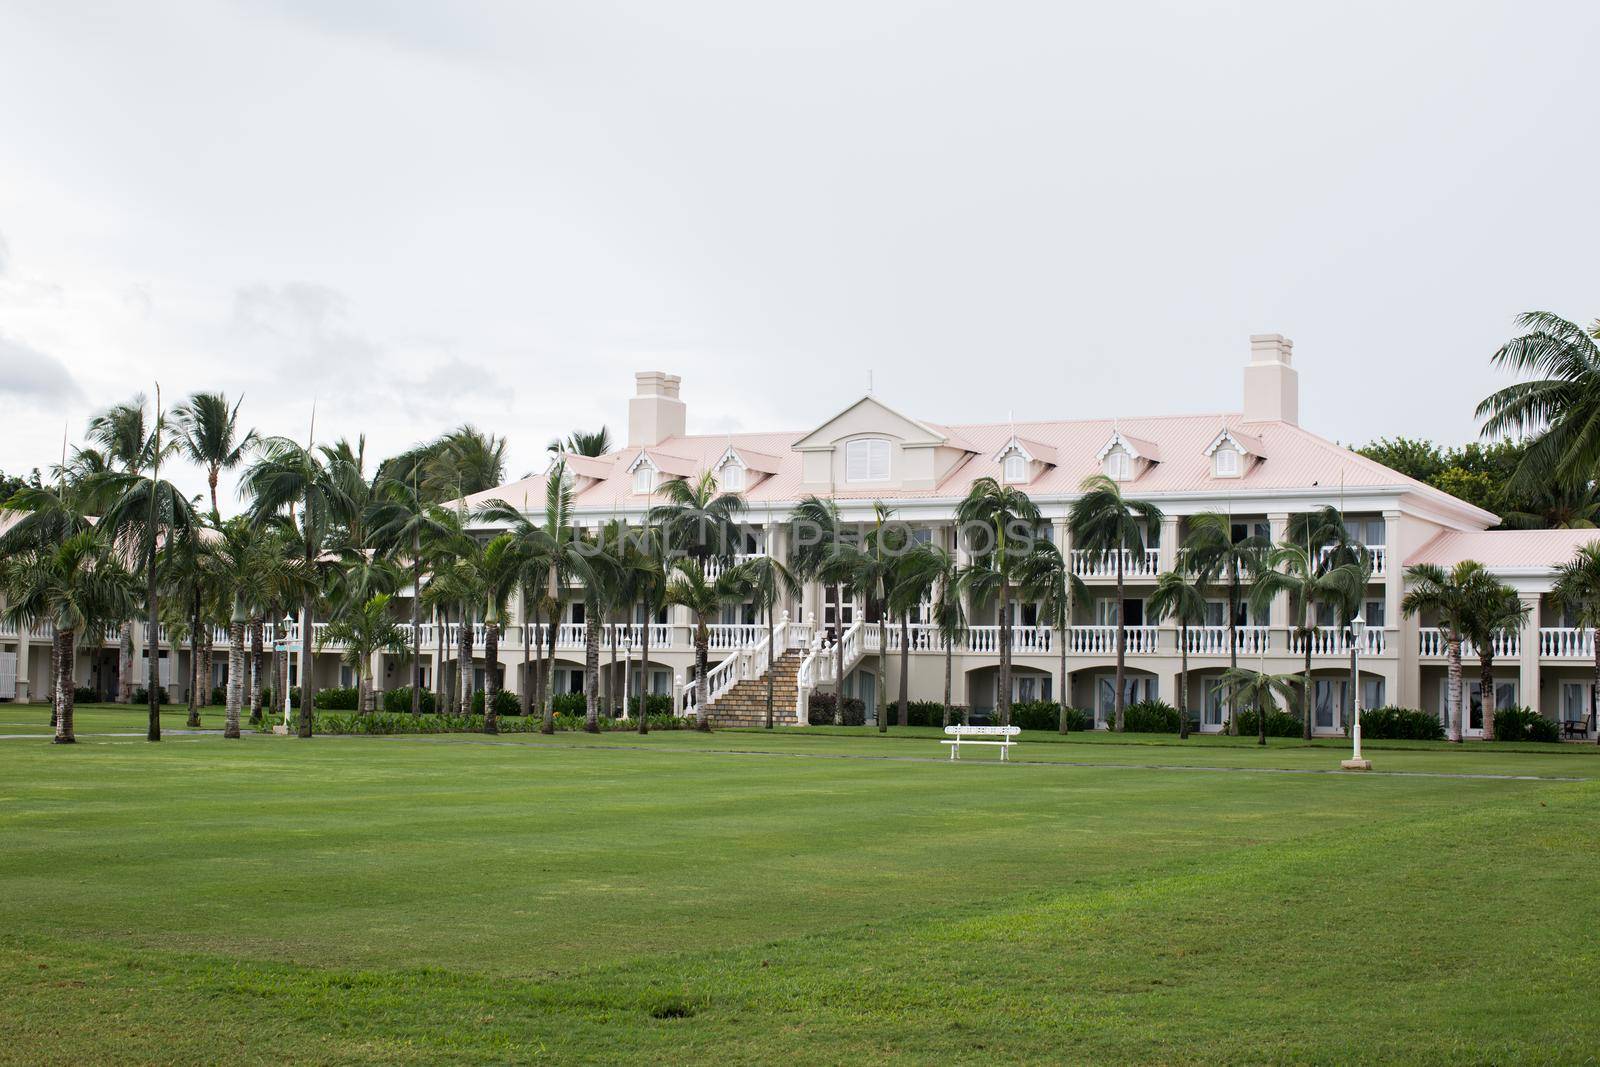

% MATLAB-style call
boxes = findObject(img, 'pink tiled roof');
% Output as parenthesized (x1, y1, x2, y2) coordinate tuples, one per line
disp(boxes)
(1406, 529, 1600, 570)
(458, 411, 1498, 524)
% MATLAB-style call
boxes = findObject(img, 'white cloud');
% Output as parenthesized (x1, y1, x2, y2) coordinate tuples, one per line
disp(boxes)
(0, 332, 85, 404)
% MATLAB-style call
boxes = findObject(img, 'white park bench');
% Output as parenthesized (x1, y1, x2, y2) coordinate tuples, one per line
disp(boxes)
(942, 724, 1021, 761)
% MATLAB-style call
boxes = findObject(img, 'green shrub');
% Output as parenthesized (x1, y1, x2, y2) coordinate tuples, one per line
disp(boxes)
(1007, 700, 1093, 731)
(1122, 700, 1181, 733)
(131, 686, 170, 705)
(470, 689, 523, 716)
(901, 699, 960, 727)
(1488, 706, 1561, 743)
(806, 691, 865, 726)
(313, 686, 360, 711)
(627, 693, 673, 717)
(209, 685, 226, 706)
(72, 686, 98, 703)
(1232, 706, 1303, 737)
(552, 693, 587, 716)
(1360, 705, 1445, 741)
(382, 687, 437, 715)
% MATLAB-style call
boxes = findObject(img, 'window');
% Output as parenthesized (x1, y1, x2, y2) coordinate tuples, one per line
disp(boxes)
(1096, 675, 1157, 723)
(1364, 599, 1386, 628)
(720, 462, 744, 492)
(632, 464, 655, 494)
(1103, 448, 1132, 481)
(1213, 447, 1240, 477)
(1561, 682, 1591, 724)
(1365, 518, 1386, 546)
(1003, 453, 1027, 483)
(846, 438, 890, 482)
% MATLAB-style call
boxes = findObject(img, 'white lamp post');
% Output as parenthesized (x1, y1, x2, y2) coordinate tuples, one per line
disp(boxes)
(621, 632, 633, 720)
(1341, 615, 1372, 770)
(273, 614, 294, 734)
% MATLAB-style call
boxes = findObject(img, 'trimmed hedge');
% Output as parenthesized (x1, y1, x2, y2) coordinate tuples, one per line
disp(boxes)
(131, 687, 170, 705)
(72, 686, 98, 704)
(210, 686, 226, 706)
(1122, 700, 1181, 734)
(807, 691, 866, 726)
(1489, 706, 1561, 743)
(902, 699, 969, 727)
(470, 689, 523, 716)
(1232, 707, 1304, 737)
(382, 686, 437, 715)
(313, 686, 360, 711)
(305, 711, 695, 735)
(1009, 700, 1093, 732)
(627, 693, 674, 717)
(1360, 705, 1445, 741)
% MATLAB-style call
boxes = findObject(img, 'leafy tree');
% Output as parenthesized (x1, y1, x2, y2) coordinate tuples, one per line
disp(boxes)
(318, 594, 410, 718)
(1017, 538, 1089, 733)
(1148, 569, 1207, 739)
(730, 553, 800, 729)
(1551, 543, 1600, 746)
(958, 478, 1042, 728)
(1402, 561, 1497, 743)
(1183, 512, 1270, 737)
(664, 557, 749, 731)
(171, 391, 256, 518)
(548, 428, 613, 457)
(1460, 579, 1529, 742)
(1477, 310, 1600, 495)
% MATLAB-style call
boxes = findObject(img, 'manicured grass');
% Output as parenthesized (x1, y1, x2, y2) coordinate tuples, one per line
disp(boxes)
(2, 709, 1597, 1063)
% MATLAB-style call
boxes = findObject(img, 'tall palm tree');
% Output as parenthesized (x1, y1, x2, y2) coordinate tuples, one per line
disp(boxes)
(888, 539, 945, 729)
(651, 470, 747, 563)
(1018, 538, 1090, 733)
(171, 391, 257, 518)
(549, 428, 613, 457)
(1, 531, 137, 743)
(1183, 512, 1270, 735)
(242, 436, 357, 737)
(663, 557, 750, 731)
(1402, 560, 1494, 743)
(628, 521, 667, 735)
(821, 502, 906, 733)
(788, 495, 850, 717)
(923, 544, 967, 727)
(957, 478, 1042, 728)
(1214, 666, 1300, 743)
(1252, 542, 1367, 740)
(369, 471, 459, 714)
(1461, 579, 1530, 742)
(319, 594, 410, 718)
(1551, 542, 1600, 746)
(573, 526, 618, 732)
(1147, 569, 1208, 739)
(1068, 475, 1163, 732)
(162, 521, 214, 726)
(1476, 310, 1600, 493)
(89, 391, 198, 741)
(82, 396, 157, 706)
(478, 533, 522, 733)
(733, 553, 801, 729)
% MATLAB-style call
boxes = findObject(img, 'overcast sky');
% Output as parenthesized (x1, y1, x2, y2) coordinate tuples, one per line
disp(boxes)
(2, 1, 1598, 510)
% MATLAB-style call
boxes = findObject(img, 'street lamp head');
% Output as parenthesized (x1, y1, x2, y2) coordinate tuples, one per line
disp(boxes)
(1349, 614, 1366, 641)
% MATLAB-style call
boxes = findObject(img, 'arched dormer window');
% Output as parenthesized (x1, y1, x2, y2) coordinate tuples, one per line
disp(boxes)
(1003, 453, 1027, 484)
(720, 460, 745, 493)
(846, 438, 890, 482)
(633, 463, 656, 494)
(1104, 448, 1132, 481)
(1213, 446, 1240, 478)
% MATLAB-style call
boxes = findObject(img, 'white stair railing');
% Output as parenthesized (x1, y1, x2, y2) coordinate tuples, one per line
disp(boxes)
(683, 614, 811, 716)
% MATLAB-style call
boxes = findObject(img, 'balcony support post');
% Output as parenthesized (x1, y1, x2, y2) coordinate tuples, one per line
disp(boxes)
(1519, 593, 1541, 728)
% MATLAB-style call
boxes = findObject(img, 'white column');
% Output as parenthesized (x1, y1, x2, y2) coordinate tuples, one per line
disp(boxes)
(1519, 592, 1541, 717)
(14, 633, 30, 704)
(1268, 512, 1290, 630)
(1158, 515, 1180, 573)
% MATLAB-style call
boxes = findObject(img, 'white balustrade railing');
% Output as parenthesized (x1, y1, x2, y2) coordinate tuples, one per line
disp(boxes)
(1418, 627, 1516, 659)
(1315, 544, 1388, 577)
(1068, 625, 1160, 655)
(702, 553, 768, 581)
(1182, 625, 1271, 656)
(1539, 627, 1595, 659)
(1070, 548, 1161, 579)
(683, 613, 809, 714)
(1287, 625, 1386, 656)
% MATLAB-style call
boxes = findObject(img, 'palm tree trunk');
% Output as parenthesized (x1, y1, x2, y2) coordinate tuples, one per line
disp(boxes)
(765, 604, 776, 730)
(584, 612, 601, 732)
(434, 608, 446, 714)
(1302, 607, 1313, 742)
(48, 636, 59, 727)
(118, 621, 134, 704)
(410, 556, 422, 715)
(835, 584, 846, 717)
(1346, 643, 1357, 739)
(225, 619, 244, 738)
(522, 590, 533, 718)
(458, 610, 474, 716)
(249, 617, 264, 725)
(1592, 639, 1600, 745)
(1058, 611, 1069, 734)
(1479, 650, 1495, 742)
(1446, 634, 1463, 743)
(484, 621, 501, 734)
(897, 611, 909, 728)
(607, 614, 618, 718)
(998, 581, 1012, 728)
(1179, 623, 1190, 739)
(1113, 554, 1126, 732)
(54, 629, 75, 744)
(1226, 581, 1240, 735)
(298, 591, 315, 738)
(695, 626, 711, 731)
(541, 603, 558, 733)
(638, 602, 651, 735)
(187, 592, 201, 727)
(146, 539, 161, 742)
(943, 639, 954, 727)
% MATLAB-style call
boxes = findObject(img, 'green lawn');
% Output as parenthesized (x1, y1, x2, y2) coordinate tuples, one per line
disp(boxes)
(3, 706, 1598, 1063)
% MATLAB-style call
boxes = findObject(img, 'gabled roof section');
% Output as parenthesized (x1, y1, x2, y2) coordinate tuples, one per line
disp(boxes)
(1407, 529, 1600, 571)
(992, 435, 1058, 466)
(1096, 429, 1161, 463)
(716, 444, 782, 475)
(624, 448, 697, 478)
(548, 452, 616, 480)
(1203, 427, 1266, 459)
(791, 395, 958, 451)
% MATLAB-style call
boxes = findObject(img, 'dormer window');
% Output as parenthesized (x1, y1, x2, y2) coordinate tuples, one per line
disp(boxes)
(1214, 447, 1240, 478)
(846, 438, 890, 482)
(1003, 453, 1027, 484)
(720, 461, 745, 493)
(633, 465, 656, 494)
(1203, 428, 1263, 479)
(1104, 448, 1132, 481)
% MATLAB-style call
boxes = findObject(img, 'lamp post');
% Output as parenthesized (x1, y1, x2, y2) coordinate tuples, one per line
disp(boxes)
(280, 613, 295, 733)
(621, 632, 633, 720)
(1341, 614, 1371, 770)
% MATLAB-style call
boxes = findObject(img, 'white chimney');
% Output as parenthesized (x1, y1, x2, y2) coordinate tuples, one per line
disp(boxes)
(628, 371, 686, 447)
(1243, 334, 1298, 425)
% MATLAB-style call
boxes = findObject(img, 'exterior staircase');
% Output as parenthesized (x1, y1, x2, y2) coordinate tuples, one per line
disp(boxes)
(703, 649, 806, 727)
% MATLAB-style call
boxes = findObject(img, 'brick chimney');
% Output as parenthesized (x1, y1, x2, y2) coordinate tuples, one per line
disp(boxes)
(628, 371, 685, 447)
(1243, 334, 1298, 425)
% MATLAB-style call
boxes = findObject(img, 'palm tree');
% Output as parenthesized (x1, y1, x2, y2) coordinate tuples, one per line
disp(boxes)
(573, 526, 619, 732)
(1551, 542, 1600, 746)
(957, 478, 1042, 728)
(1461, 578, 1530, 742)
(651, 470, 747, 563)
(2, 530, 137, 743)
(1476, 310, 1600, 493)
(788, 495, 850, 718)
(1252, 542, 1367, 741)
(1148, 569, 1207, 739)
(319, 594, 410, 718)
(549, 428, 613, 457)
(733, 553, 801, 729)
(478, 533, 522, 733)
(628, 522, 667, 735)
(822, 502, 907, 732)
(664, 557, 750, 731)
(1068, 475, 1163, 732)
(1402, 561, 1494, 743)
(367, 472, 456, 713)
(1213, 666, 1300, 742)
(243, 436, 357, 737)
(171, 391, 257, 518)
(89, 391, 198, 741)
(923, 544, 967, 726)
(1018, 539, 1089, 733)
(1183, 512, 1270, 735)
